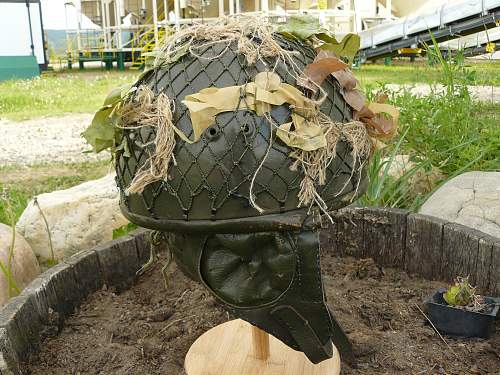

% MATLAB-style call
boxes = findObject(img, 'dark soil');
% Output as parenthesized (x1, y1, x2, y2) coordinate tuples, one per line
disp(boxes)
(22, 252, 499, 375)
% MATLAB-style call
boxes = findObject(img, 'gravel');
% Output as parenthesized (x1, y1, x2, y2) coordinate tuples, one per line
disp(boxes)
(385, 84, 500, 102)
(0, 114, 109, 167)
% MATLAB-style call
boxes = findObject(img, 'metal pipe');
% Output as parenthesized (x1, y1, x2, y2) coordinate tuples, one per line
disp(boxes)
(115, 0, 123, 49)
(24, 0, 35, 56)
(38, 0, 48, 68)
(219, 0, 224, 17)
(75, 0, 82, 51)
(152, 0, 159, 47)
(174, 0, 181, 27)
(261, 0, 268, 13)
(101, 0, 108, 49)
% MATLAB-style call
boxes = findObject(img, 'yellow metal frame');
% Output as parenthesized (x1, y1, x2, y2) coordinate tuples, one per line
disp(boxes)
(129, 2, 167, 69)
(485, 42, 496, 54)
(397, 47, 423, 55)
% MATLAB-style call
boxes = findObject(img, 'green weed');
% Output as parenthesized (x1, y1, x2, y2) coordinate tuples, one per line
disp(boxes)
(358, 129, 431, 211)
(359, 39, 499, 210)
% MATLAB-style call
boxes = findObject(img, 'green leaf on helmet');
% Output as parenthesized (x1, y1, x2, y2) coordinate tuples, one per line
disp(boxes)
(319, 33, 360, 65)
(277, 15, 326, 40)
(82, 83, 133, 153)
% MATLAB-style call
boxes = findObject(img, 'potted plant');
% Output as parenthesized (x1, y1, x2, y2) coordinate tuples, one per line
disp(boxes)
(424, 277, 499, 339)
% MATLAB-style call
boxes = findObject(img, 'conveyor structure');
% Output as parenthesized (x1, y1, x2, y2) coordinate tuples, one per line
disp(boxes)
(358, 0, 500, 61)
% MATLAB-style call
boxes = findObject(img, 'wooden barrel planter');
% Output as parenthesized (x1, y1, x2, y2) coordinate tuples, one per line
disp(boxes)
(0, 206, 498, 374)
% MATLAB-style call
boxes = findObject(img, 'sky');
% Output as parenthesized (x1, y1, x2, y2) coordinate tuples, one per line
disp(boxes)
(41, 0, 98, 30)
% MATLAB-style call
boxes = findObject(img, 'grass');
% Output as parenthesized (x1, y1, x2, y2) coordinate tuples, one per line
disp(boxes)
(0, 69, 138, 121)
(356, 59, 500, 87)
(394, 91, 500, 175)
(1, 59, 498, 121)
(0, 161, 110, 225)
(358, 46, 500, 211)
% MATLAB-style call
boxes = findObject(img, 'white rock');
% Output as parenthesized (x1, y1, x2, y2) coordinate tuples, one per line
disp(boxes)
(0, 223, 40, 306)
(16, 174, 129, 262)
(386, 155, 444, 195)
(420, 171, 500, 238)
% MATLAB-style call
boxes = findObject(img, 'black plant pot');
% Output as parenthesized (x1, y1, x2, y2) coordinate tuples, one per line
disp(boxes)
(424, 288, 499, 339)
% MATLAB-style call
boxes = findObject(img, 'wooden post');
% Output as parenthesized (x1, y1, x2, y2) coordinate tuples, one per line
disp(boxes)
(185, 319, 341, 374)
(251, 325, 270, 360)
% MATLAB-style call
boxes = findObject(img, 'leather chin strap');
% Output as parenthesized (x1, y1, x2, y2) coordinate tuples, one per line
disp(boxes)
(167, 229, 353, 365)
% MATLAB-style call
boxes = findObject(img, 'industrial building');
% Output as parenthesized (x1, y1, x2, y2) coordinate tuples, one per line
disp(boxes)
(59, 0, 500, 68)
(65, 0, 410, 69)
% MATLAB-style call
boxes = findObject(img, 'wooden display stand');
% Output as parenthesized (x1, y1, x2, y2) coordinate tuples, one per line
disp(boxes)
(185, 319, 341, 375)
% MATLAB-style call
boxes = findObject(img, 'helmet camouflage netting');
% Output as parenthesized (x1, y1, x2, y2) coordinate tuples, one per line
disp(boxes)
(84, 16, 398, 365)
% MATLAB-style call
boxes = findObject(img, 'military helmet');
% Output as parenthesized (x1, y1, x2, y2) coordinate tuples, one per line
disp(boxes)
(116, 34, 367, 231)
(98, 19, 390, 365)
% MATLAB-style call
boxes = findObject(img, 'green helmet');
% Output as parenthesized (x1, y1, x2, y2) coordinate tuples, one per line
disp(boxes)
(112, 27, 373, 364)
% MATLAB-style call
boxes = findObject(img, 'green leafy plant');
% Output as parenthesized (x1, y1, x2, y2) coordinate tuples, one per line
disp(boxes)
(443, 277, 489, 312)
(359, 33, 500, 212)
(358, 128, 431, 210)
(443, 277, 476, 307)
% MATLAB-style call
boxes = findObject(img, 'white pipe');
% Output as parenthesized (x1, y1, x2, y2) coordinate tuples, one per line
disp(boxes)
(115, 0, 123, 49)
(219, 0, 224, 17)
(100, 0, 108, 49)
(75, 0, 82, 51)
(174, 0, 181, 27)
(163, 0, 168, 20)
(64, 3, 72, 55)
(236, 0, 240, 13)
(152, 0, 159, 46)
(261, 0, 268, 13)
(105, 1, 112, 49)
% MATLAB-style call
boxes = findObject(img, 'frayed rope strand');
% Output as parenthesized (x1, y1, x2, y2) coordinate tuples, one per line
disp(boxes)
(292, 118, 373, 209)
(121, 86, 176, 195)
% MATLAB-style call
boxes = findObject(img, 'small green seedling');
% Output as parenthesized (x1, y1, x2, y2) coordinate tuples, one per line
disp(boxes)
(443, 276, 487, 312)
(444, 276, 475, 307)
